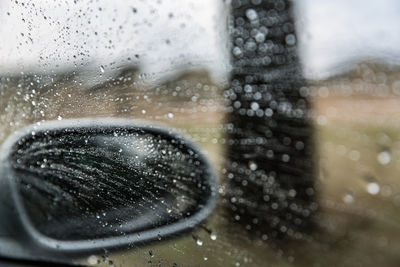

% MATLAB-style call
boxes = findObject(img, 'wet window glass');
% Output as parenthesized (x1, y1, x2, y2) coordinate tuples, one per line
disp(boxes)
(0, 0, 400, 266)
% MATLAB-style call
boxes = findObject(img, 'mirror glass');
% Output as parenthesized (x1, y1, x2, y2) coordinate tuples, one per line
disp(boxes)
(9, 123, 215, 241)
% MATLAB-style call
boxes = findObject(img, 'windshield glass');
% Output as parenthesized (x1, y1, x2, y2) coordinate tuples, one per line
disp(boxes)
(1, 0, 400, 266)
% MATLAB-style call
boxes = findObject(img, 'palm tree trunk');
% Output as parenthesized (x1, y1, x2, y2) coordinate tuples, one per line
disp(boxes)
(225, 0, 316, 239)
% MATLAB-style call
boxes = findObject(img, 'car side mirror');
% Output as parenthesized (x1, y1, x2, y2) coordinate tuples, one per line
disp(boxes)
(0, 118, 217, 264)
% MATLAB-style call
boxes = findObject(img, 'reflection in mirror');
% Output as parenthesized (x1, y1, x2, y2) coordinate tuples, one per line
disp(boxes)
(8, 120, 216, 242)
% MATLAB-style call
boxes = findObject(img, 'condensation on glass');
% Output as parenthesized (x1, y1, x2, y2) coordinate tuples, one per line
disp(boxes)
(1, 0, 400, 266)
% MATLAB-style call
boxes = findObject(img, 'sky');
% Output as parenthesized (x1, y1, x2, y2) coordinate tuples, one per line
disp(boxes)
(0, 0, 400, 82)
(295, 0, 400, 79)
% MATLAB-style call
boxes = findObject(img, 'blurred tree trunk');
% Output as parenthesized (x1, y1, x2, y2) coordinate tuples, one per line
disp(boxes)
(225, 0, 316, 239)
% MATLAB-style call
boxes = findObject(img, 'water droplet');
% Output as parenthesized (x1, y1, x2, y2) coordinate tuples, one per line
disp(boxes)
(367, 182, 380, 195)
(210, 232, 217, 240)
(248, 161, 257, 171)
(233, 47, 242, 57)
(288, 189, 296, 198)
(250, 102, 259, 111)
(349, 150, 360, 161)
(265, 108, 273, 117)
(255, 32, 265, 43)
(168, 112, 174, 119)
(149, 250, 154, 258)
(102, 255, 109, 263)
(193, 235, 203, 246)
(285, 34, 296, 45)
(316, 115, 327, 125)
(87, 255, 98, 265)
(203, 257, 208, 261)
(282, 154, 290, 162)
(381, 185, 392, 197)
(57, 115, 63, 120)
(377, 151, 391, 165)
(343, 192, 354, 204)
(245, 9, 258, 21)
(100, 65, 105, 73)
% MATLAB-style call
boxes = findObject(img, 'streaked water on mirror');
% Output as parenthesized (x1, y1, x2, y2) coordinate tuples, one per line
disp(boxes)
(11, 125, 214, 241)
